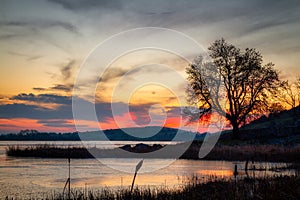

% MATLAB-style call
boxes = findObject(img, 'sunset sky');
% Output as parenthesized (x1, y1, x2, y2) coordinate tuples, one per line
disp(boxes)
(0, 0, 300, 133)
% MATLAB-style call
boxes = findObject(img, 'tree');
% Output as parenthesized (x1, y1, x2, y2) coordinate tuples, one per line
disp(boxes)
(276, 78, 300, 109)
(185, 39, 281, 139)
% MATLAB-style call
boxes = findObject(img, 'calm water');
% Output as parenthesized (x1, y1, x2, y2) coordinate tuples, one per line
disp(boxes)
(0, 141, 295, 199)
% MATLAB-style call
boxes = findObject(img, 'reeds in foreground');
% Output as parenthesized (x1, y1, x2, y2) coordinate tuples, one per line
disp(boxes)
(4, 175, 300, 200)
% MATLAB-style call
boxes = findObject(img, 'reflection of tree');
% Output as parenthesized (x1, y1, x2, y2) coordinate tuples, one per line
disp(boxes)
(185, 39, 281, 139)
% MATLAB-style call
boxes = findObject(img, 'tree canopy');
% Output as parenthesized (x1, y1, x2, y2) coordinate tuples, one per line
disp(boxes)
(185, 38, 281, 138)
(276, 77, 300, 109)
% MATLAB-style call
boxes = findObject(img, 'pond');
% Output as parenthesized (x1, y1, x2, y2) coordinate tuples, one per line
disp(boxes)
(0, 141, 295, 199)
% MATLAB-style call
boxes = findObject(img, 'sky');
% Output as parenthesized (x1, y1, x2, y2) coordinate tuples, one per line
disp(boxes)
(0, 0, 300, 133)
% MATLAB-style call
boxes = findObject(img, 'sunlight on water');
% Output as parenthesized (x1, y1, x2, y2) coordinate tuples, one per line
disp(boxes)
(197, 169, 233, 177)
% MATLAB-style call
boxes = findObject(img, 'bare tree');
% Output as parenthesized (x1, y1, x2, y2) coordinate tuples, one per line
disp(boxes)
(185, 39, 281, 139)
(276, 78, 300, 109)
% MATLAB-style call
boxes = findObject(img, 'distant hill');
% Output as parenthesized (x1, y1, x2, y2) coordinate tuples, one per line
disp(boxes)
(0, 126, 205, 141)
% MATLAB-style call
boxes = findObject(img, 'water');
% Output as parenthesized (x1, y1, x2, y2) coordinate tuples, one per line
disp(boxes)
(0, 141, 295, 199)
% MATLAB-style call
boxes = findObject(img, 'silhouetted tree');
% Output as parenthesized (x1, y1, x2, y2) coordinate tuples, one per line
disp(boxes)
(268, 102, 285, 114)
(185, 39, 280, 139)
(276, 77, 300, 109)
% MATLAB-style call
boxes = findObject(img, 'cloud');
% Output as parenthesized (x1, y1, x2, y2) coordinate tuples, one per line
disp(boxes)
(37, 119, 74, 128)
(99, 65, 175, 85)
(0, 20, 78, 34)
(0, 103, 72, 119)
(48, 0, 122, 11)
(3, 92, 183, 123)
(11, 93, 72, 105)
(60, 60, 76, 81)
(1, 90, 186, 131)
(33, 87, 47, 91)
(50, 84, 74, 92)
(100, 64, 178, 84)
(7, 51, 42, 61)
(100, 67, 128, 82)
(32, 84, 74, 92)
(2, 93, 124, 121)
(0, 33, 24, 40)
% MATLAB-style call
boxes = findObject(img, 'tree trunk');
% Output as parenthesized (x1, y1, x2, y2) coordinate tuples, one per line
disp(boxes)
(232, 123, 240, 140)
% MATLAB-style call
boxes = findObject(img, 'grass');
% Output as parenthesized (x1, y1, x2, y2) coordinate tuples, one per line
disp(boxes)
(181, 143, 300, 163)
(205, 144, 300, 162)
(4, 175, 300, 200)
(6, 145, 94, 158)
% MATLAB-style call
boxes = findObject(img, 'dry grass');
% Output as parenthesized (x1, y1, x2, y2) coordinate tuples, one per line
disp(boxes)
(5, 175, 300, 200)
(7, 143, 300, 163)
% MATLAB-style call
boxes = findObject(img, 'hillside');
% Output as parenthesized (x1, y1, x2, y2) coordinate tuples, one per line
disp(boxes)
(0, 126, 204, 141)
(243, 106, 300, 129)
(219, 106, 300, 144)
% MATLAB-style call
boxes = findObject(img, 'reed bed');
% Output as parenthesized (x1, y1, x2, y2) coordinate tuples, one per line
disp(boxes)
(183, 143, 300, 163)
(4, 175, 300, 200)
(6, 144, 300, 163)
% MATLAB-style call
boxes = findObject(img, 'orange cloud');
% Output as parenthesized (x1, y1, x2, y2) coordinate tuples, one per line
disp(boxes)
(0, 118, 74, 133)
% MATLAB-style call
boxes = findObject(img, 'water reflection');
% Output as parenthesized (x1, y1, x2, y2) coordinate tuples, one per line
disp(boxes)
(197, 169, 233, 177)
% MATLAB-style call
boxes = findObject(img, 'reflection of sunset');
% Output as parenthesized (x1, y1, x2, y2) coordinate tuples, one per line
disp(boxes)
(37, 171, 234, 189)
(197, 170, 233, 177)
(46, 175, 181, 188)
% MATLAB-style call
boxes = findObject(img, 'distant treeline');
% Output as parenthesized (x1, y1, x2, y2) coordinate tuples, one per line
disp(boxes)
(0, 130, 80, 141)
(0, 127, 204, 141)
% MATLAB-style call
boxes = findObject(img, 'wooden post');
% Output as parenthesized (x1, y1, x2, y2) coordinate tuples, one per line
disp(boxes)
(130, 171, 138, 193)
(130, 159, 143, 193)
(68, 155, 70, 200)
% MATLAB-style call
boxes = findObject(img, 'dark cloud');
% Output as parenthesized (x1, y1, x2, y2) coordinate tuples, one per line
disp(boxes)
(99, 65, 173, 83)
(48, 0, 122, 11)
(1, 92, 184, 129)
(1, 93, 126, 121)
(61, 60, 76, 80)
(0, 103, 72, 119)
(11, 93, 72, 105)
(33, 87, 47, 91)
(100, 68, 128, 82)
(0, 20, 78, 34)
(32, 84, 74, 92)
(166, 106, 183, 117)
(97, 102, 166, 126)
(51, 84, 73, 92)
(95, 102, 128, 122)
(37, 119, 74, 128)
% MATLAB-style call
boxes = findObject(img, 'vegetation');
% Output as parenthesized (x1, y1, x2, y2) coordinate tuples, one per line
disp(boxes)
(0, 127, 203, 141)
(185, 38, 281, 139)
(276, 77, 300, 109)
(6, 145, 93, 158)
(4, 175, 300, 200)
(6, 143, 300, 163)
(0, 130, 81, 141)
